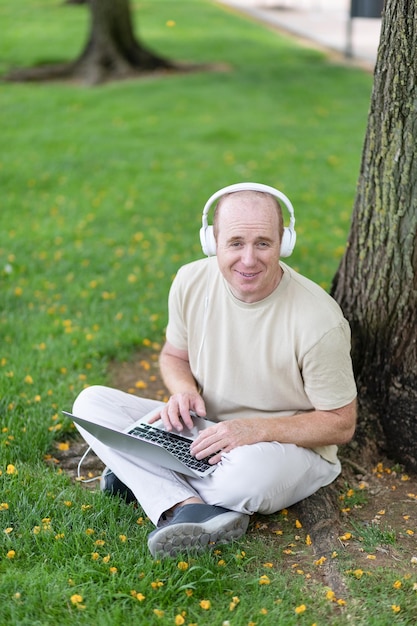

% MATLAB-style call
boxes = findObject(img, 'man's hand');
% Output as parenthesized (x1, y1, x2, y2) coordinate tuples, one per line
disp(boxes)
(190, 418, 262, 465)
(149, 392, 206, 432)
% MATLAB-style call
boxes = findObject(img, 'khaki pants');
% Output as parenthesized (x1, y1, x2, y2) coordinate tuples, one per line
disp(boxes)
(73, 385, 341, 525)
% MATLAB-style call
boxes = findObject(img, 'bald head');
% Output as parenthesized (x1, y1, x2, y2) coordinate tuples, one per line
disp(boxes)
(213, 191, 284, 242)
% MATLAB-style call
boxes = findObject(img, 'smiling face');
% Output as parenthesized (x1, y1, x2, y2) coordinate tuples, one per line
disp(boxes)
(214, 191, 283, 303)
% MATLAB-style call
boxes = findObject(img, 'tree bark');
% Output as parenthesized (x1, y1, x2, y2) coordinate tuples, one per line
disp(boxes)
(331, 0, 417, 470)
(6, 0, 175, 85)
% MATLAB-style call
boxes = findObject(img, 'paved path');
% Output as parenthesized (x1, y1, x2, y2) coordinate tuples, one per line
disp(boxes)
(218, 0, 382, 70)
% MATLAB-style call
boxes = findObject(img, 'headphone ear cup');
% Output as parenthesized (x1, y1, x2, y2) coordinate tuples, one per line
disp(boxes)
(200, 225, 217, 256)
(280, 227, 296, 258)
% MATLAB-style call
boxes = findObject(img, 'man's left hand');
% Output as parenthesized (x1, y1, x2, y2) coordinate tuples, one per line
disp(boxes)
(190, 418, 262, 465)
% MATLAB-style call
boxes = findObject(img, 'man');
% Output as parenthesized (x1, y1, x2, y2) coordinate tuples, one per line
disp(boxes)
(72, 183, 357, 558)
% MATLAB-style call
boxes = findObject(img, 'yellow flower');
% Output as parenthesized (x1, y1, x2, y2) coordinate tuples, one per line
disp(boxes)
(119, 534, 127, 542)
(4, 527, 13, 534)
(353, 569, 364, 579)
(70, 594, 83, 605)
(295, 604, 306, 614)
(295, 519, 302, 528)
(24, 375, 33, 384)
(151, 580, 164, 589)
(200, 599, 211, 610)
(109, 567, 118, 574)
(102, 555, 111, 563)
(174, 615, 185, 625)
(136, 592, 145, 601)
(393, 580, 402, 589)
(57, 442, 70, 451)
(153, 609, 164, 618)
(392, 605, 401, 613)
(306, 534, 312, 546)
(91, 552, 99, 561)
(6, 464, 17, 475)
(177, 561, 189, 571)
(7, 550, 16, 559)
(259, 574, 271, 585)
(326, 590, 336, 601)
(314, 556, 327, 566)
(0, 503, 9, 510)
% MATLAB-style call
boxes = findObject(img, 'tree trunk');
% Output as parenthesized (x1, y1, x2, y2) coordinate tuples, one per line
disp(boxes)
(331, 0, 417, 471)
(73, 0, 174, 84)
(6, 0, 174, 85)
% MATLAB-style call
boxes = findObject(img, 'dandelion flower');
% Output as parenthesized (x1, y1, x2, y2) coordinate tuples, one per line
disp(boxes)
(294, 604, 306, 614)
(200, 600, 211, 610)
(174, 615, 185, 625)
(7, 550, 16, 559)
(259, 574, 271, 585)
(70, 594, 83, 605)
(177, 561, 189, 571)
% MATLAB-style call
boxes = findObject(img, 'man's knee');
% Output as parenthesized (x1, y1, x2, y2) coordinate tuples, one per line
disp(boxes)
(72, 385, 107, 414)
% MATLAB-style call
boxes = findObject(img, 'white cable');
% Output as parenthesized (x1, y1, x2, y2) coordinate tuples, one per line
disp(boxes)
(76, 445, 102, 483)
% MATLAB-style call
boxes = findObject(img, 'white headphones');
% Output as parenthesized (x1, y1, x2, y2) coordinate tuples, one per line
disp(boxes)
(199, 182, 296, 257)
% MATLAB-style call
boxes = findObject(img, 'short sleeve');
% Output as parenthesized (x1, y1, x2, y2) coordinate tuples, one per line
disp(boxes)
(302, 320, 357, 410)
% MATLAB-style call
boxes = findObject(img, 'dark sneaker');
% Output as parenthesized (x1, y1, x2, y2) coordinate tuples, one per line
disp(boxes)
(100, 467, 136, 504)
(147, 503, 250, 558)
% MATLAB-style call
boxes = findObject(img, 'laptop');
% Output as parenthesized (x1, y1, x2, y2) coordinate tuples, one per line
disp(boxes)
(62, 409, 219, 478)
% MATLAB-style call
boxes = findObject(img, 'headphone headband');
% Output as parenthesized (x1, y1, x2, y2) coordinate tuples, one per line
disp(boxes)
(200, 182, 296, 257)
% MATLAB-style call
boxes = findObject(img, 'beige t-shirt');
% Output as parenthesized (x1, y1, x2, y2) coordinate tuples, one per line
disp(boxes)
(166, 257, 357, 463)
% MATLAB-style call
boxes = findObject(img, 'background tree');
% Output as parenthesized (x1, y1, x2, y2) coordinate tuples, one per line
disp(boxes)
(331, 0, 417, 471)
(7, 0, 175, 84)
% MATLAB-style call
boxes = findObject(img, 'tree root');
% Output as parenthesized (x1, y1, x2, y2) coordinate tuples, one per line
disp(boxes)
(293, 484, 349, 599)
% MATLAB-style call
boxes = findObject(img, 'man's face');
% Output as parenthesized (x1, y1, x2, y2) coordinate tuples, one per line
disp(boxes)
(215, 192, 282, 303)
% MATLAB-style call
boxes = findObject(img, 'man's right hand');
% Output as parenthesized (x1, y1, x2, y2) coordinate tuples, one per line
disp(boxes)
(148, 392, 207, 432)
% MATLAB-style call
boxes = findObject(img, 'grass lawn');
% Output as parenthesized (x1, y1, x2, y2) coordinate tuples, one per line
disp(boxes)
(2, 0, 416, 624)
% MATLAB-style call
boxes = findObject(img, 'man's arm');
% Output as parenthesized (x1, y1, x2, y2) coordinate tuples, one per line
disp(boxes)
(190, 399, 357, 464)
(151, 341, 206, 431)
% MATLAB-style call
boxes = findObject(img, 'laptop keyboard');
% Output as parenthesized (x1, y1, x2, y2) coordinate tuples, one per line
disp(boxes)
(128, 424, 214, 473)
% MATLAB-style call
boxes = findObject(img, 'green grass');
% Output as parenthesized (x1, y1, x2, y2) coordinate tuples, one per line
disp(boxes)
(3, 0, 415, 624)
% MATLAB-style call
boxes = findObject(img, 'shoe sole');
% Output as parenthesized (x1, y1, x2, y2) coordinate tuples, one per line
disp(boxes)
(148, 511, 250, 558)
